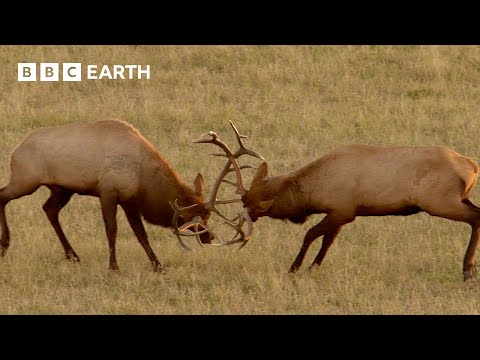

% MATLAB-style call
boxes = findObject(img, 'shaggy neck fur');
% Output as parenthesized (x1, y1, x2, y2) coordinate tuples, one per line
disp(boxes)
(138, 153, 199, 228)
(265, 174, 315, 224)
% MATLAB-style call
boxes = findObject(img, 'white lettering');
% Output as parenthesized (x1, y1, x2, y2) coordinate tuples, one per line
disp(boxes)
(87, 65, 98, 79)
(124, 65, 135, 79)
(18, 63, 37, 81)
(40, 63, 59, 81)
(18, 63, 152, 82)
(137, 65, 150, 79)
(99, 65, 112, 79)
(63, 63, 82, 81)
(113, 65, 125, 79)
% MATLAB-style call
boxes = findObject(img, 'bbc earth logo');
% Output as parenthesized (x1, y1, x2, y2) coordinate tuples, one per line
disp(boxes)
(18, 63, 151, 81)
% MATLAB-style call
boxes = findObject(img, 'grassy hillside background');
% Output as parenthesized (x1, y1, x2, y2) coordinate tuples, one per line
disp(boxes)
(0, 45, 480, 314)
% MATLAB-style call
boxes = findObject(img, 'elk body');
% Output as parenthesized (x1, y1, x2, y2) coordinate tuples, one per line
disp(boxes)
(238, 144, 480, 281)
(0, 119, 221, 271)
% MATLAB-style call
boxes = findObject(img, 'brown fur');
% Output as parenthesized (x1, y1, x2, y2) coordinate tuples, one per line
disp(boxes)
(0, 119, 212, 272)
(242, 144, 480, 280)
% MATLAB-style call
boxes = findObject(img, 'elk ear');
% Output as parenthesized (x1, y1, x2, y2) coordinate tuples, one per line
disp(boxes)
(258, 199, 274, 213)
(193, 173, 204, 196)
(251, 162, 268, 188)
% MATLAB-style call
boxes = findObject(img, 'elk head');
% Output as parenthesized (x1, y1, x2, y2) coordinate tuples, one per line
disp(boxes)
(240, 162, 275, 222)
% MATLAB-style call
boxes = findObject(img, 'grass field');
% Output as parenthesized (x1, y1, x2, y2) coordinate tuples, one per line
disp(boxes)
(1, 45, 480, 314)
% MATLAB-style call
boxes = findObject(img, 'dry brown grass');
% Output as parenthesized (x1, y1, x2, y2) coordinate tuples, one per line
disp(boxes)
(1, 45, 480, 314)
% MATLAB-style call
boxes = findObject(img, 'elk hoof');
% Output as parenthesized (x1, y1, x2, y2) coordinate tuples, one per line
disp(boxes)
(66, 253, 80, 263)
(463, 271, 474, 281)
(1, 246, 8, 257)
(152, 261, 164, 273)
(464, 262, 478, 281)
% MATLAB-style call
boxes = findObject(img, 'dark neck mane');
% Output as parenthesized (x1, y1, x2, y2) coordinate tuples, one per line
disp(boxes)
(138, 155, 198, 228)
(268, 174, 315, 224)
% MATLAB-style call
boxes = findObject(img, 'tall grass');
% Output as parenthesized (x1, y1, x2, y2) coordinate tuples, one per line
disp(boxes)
(1, 45, 480, 314)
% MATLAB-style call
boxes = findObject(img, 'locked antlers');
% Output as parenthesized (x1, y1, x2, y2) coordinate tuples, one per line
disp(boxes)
(194, 121, 264, 247)
(170, 121, 263, 250)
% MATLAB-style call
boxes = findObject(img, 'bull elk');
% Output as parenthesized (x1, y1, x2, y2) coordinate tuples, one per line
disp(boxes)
(0, 119, 255, 271)
(199, 123, 480, 281)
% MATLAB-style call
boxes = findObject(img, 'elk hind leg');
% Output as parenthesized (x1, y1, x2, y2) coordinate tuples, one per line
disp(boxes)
(426, 198, 480, 281)
(0, 180, 41, 256)
(460, 199, 480, 280)
(42, 186, 79, 262)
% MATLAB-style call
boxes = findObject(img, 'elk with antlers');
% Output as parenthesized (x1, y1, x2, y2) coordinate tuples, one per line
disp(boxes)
(0, 119, 263, 271)
(0, 119, 256, 271)
(199, 124, 480, 281)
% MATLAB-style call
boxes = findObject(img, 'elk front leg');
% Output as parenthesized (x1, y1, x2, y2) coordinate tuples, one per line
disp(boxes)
(289, 213, 353, 273)
(100, 194, 119, 271)
(309, 227, 342, 270)
(122, 203, 162, 272)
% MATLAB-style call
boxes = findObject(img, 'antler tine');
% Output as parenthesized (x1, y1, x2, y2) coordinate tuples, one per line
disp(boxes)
(170, 200, 193, 251)
(229, 121, 265, 160)
(178, 217, 207, 247)
(227, 165, 258, 172)
(208, 217, 244, 248)
(222, 166, 257, 189)
(210, 205, 240, 223)
(228, 121, 247, 139)
(170, 200, 211, 251)
(211, 210, 253, 249)
(222, 179, 237, 187)
(194, 131, 218, 143)
(194, 130, 248, 198)
(228, 211, 254, 251)
(215, 198, 242, 205)
(222, 165, 258, 188)
(171, 199, 198, 212)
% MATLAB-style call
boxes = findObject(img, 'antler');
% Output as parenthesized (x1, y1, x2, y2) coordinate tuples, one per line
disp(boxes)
(194, 121, 263, 249)
(194, 121, 264, 206)
(170, 199, 253, 251)
(210, 210, 254, 250)
(170, 199, 209, 251)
